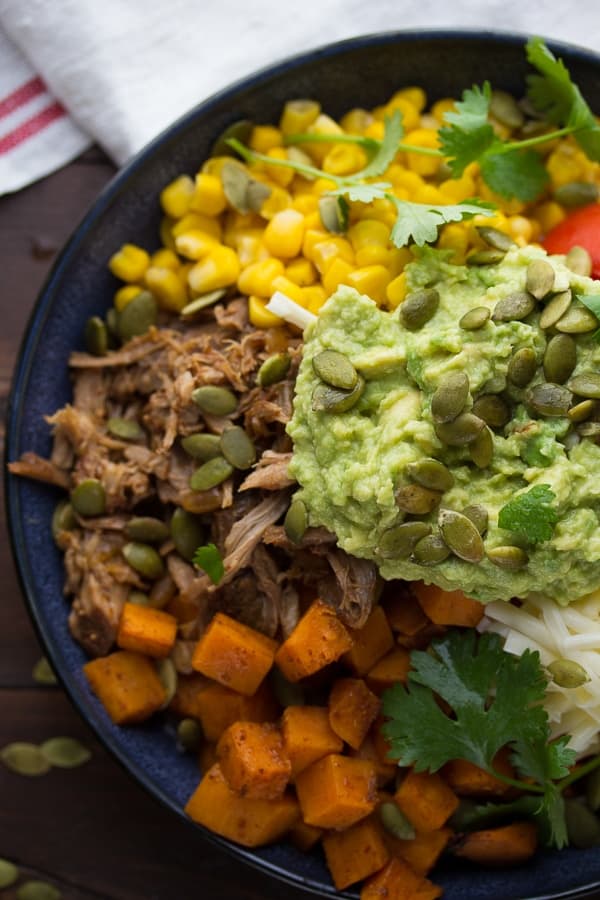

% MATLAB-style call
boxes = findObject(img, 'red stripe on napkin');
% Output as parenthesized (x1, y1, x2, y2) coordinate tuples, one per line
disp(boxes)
(0, 76, 46, 120)
(0, 101, 66, 155)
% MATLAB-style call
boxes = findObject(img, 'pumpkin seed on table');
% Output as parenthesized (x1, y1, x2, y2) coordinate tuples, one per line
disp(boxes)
(463, 504, 489, 535)
(1, 742, 51, 776)
(122, 542, 165, 580)
(507, 347, 537, 388)
(311, 376, 365, 413)
(107, 417, 144, 441)
(526, 259, 555, 300)
(17, 882, 62, 900)
(220, 425, 256, 470)
(435, 412, 486, 447)
(312, 349, 357, 390)
(406, 458, 454, 492)
(190, 456, 234, 491)
(569, 373, 600, 399)
(399, 288, 439, 330)
(180, 290, 226, 317)
(0, 859, 18, 889)
(125, 516, 170, 543)
(438, 509, 484, 563)
(555, 306, 598, 334)
(476, 225, 517, 252)
(527, 383, 573, 416)
(568, 399, 596, 423)
(472, 394, 510, 428)
(117, 290, 158, 341)
(492, 292, 536, 322)
(32, 657, 58, 686)
(70, 479, 106, 517)
(396, 483, 442, 515)
(177, 718, 203, 752)
(566, 245, 593, 277)
(156, 658, 178, 707)
(51, 500, 77, 541)
(170, 507, 205, 561)
(191, 385, 238, 416)
(539, 290, 572, 330)
(431, 372, 470, 423)
(466, 248, 506, 266)
(181, 432, 222, 460)
(459, 307, 490, 331)
(547, 657, 589, 689)
(487, 545, 528, 570)
(40, 737, 91, 768)
(469, 425, 494, 468)
(257, 352, 291, 387)
(554, 181, 599, 208)
(84, 316, 108, 356)
(284, 499, 308, 545)
(564, 798, 600, 849)
(543, 335, 577, 385)
(377, 522, 431, 559)
(379, 801, 416, 840)
(412, 533, 451, 565)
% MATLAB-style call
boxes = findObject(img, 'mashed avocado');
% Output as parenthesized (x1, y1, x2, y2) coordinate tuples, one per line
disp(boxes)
(288, 244, 600, 604)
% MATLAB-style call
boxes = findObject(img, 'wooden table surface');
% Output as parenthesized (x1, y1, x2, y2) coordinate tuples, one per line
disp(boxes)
(0, 149, 313, 900)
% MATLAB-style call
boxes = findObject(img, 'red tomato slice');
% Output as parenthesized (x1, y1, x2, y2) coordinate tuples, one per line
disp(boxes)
(542, 203, 600, 278)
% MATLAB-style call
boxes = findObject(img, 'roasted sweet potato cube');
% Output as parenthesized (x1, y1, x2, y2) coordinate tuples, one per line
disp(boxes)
(169, 673, 210, 720)
(386, 827, 452, 875)
(361, 858, 443, 900)
(198, 741, 218, 773)
(84, 651, 166, 725)
(395, 770, 459, 833)
(275, 599, 353, 682)
(192, 612, 277, 695)
(217, 721, 291, 799)
(195, 681, 279, 741)
(452, 821, 538, 866)
(344, 606, 395, 675)
(290, 821, 323, 852)
(412, 583, 484, 627)
(372, 715, 401, 766)
(442, 751, 515, 797)
(295, 753, 377, 829)
(116, 602, 178, 658)
(165, 592, 200, 624)
(328, 678, 381, 750)
(349, 734, 396, 788)
(323, 815, 390, 890)
(383, 588, 429, 635)
(185, 763, 299, 847)
(281, 705, 343, 777)
(366, 647, 411, 695)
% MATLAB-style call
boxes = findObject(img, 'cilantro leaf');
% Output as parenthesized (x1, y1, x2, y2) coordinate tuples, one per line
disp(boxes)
(439, 124, 497, 177)
(480, 148, 550, 201)
(497, 484, 558, 543)
(192, 543, 224, 584)
(354, 111, 404, 180)
(536, 785, 569, 850)
(329, 182, 391, 204)
(443, 81, 492, 132)
(389, 197, 494, 247)
(578, 294, 600, 322)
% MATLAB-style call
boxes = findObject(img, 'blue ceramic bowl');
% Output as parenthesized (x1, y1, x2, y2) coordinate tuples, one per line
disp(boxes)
(6, 29, 600, 900)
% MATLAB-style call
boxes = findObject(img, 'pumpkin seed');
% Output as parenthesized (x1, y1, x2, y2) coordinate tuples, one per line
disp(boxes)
(125, 516, 170, 543)
(40, 737, 91, 768)
(311, 376, 365, 413)
(543, 334, 577, 384)
(319, 195, 348, 233)
(313, 349, 358, 390)
(578, 421, 600, 438)
(17, 882, 62, 900)
(84, 316, 108, 356)
(527, 383, 573, 416)
(566, 245, 593, 277)
(487, 545, 528, 569)
(526, 259, 555, 300)
(122, 542, 165, 580)
(463, 504, 489, 535)
(585, 767, 600, 812)
(406, 458, 454, 492)
(117, 290, 158, 341)
(569, 373, 600, 399)
(476, 225, 516, 252)
(379, 802, 416, 840)
(257, 352, 291, 387)
(569, 399, 596, 423)
(191, 385, 238, 416)
(211, 119, 253, 157)
(564, 798, 600, 849)
(0, 859, 18, 889)
(555, 305, 599, 334)
(51, 500, 77, 542)
(190, 456, 234, 491)
(466, 248, 506, 266)
(539, 290, 572, 330)
(507, 347, 537, 388)
(181, 432, 222, 460)
(412, 533, 451, 565)
(128, 590, 150, 605)
(284, 499, 307, 545)
(472, 394, 511, 428)
(220, 425, 256, 470)
(438, 509, 484, 563)
(220, 160, 271, 214)
(70, 479, 106, 517)
(431, 372, 470, 423)
(378, 522, 431, 559)
(489, 90, 525, 129)
(492, 291, 536, 322)
(32, 657, 58, 686)
(547, 657, 589, 689)
(107, 417, 144, 441)
(170, 508, 204, 561)
(149, 573, 177, 610)
(156, 658, 178, 707)
(177, 718, 203, 752)
(459, 306, 490, 330)
(180, 289, 226, 317)
(396, 483, 442, 515)
(435, 412, 486, 447)
(469, 425, 494, 468)
(1, 742, 51, 776)
(554, 181, 599, 208)
(399, 288, 440, 331)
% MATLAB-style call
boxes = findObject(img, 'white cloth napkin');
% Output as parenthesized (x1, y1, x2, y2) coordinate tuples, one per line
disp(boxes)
(1, 0, 599, 195)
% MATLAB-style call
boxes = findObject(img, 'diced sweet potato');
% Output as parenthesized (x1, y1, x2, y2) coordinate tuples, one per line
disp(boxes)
(323, 816, 390, 890)
(412, 583, 484, 627)
(344, 606, 395, 675)
(349, 734, 396, 788)
(366, 648, 411, 695)
(84, 651, 166, 724)
(442, 751, 515, 798)
(169, 673, 210, 720)
(395, 770, 459, 833)
(185, 763, 299, 847)
(295, 753, 377, 829)
(361, 857, 443, 900)
(290, 821, 323, 852)
(383, 589, 430, 635)
(328, 678, 381, 750)
(217, 721, 291, 799)
(192, 612, 277, 695)
(281, 705, 343, 777)
(195, 680, 279, 742)
(451, 821, 538, 866)
(198, 741, 218, 772)
(387, 827, 452, 875)
(372, 716, 401, 765)
(116, 602, 178, 658)
(275, 599, 353, 682)
(166, 593, 200, 624)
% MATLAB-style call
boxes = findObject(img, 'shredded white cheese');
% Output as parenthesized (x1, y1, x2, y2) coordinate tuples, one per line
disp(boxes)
(479, 590, 600, 756)
(266, 291, 317, 331)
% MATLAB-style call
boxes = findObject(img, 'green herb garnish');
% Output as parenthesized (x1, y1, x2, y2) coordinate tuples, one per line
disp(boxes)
(498, 484, 558, 543)
(192, 543, 225, 584)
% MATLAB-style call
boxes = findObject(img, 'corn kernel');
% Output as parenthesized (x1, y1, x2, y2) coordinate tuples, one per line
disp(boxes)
(188, 245, 241, 294)
(263, 209, 305, 259)
(280, 99, 321, 136)
(114, 285, 143, 312)
(250, 125, 283, 154)
(262, 148, 295, 187)
(346, 265, 391, 304)
(355, 245, 392, 267)
(340, 108, 373, 134)
(200, 156, 232, 178)
(235, 233, 269, 267)
(145, 266, 188, 312)
(534, 201, 567, 234)
(351, 198, 396, 226)
(476, 180, 525, 215)
(190, 173, 227, 216)
(546, 143, 587, 188)
(348, 219, 390, 251)
(160, 175, 195, 219)
(238, 258, 286, 297)
(302, 285, 328, 314)
(285, 257, 316, 286)
(414, 184, 445, 205)
(363, 121, 385, 141)
(431, 98, 457, 123)
(311, 237, 355, 274)
(322, 258, 354, 296)
(507, 215, 534, 244)
(438, 223, 469, 263)
(386, 272, 408, 309)
(386, 167, 425, 197)
(172, 213, 222, 241)
(159, 217, 177, 252)
(388, 247, 413, 278)
(302, 228, 329, 260)
(383, 97, 420, 131)
(292, 192, 319, 215)
(302, 115, 345, 164)
(271, 275, 305, 303)
(438, 174, 477, 203)
(248, 295, 283, 327)
(175, 230, 219, 260)
(109, 244, 150, 283)
(303, 211, 323, 230)
(403, 128, 441, 176)
(150, 248, 180, 270)
(322, 144, 367, 176)
(397, 86, 427, 112)
(259, 185, 293, 220)
(222, 211, 263, 246)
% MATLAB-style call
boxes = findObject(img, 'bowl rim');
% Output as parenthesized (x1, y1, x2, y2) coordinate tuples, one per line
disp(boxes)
(6, 26, 600, 900)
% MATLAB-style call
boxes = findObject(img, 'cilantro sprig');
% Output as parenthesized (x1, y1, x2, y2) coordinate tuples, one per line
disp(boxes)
(497, 484, 558, 544)
(192, 543, 224, 584)
(381, 631, 587, 848)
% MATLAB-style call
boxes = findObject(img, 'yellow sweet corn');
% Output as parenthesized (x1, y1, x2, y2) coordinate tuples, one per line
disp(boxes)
(159, 217, 177, 252)
(114, 285, 143, 312)
(248, 295, 283, 327)
(438, 174, 477, 203)
(363, 120, 385, 141)
(238, 257, 286, 297)
(279, 99, 321, 136)
(346, 265, 391, 305)
(302, 228, 329, 260)
(175, 230, 219, 261)
(322, 144, 367, 176)
(262, 148, 296, 187)
(150, 248, 180, 270)
(387, 167, 425, 196)
(438, 223, 470, 263)
(311, 237, 355, 274)
(339, 108, 373, 135)
(109, 244, 150, 283)
(322, 258, 354, 296)
(222, 211, 263, 246)
(302, 285, 328, 314)
(160, 175, 195, 218)
(285, 257, 317, 286)
(507, 215, 534, 245)
(382, 96, 420, 131)
(534, 201, 567, 234)
(190, 173, 227, 216)
(546, 143, 588, 188)
(172, 213, 222, 241)
(145, 266, 188, 312)
(354, 244, 392, 268)
(187, 245, 241, 294)
(259, 185, 293, 220)
(263, 209, 305, 259)
(431, 98, 456, 123)
(348, 219, 390, 250)
(271, 275, 305, 304)
(387, 247, 413, 278)
(394, 87, 427, 113)
(234, 233, 269, 268)
(386, 272, 408, 308)
(403, 129, 441, 176)
(302, 115, 345, 164)
(249, 125, 283, 153)
(291, 192, 319, 215)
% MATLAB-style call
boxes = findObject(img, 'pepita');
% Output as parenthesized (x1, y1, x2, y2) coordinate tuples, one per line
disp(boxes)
(1, 742, 51, 776)
(117, 290, 158, 341)
(492, 291, 536, 322)
(51, 500, 77, 542)
(284, 499, 308, 545)
(399, 288, 440, 331)
(311, 376, 365, 413)
(170, 508, 205, 561)
(507, 347, 537, 388)
(564, 798, 600, 849)
(489, 90, 525, 129)
(377, 522, 431, 559)
(0, 859, 18, 890)
(128, 590, 150, 606)
(406, 458, 454, 492)
(189, 456, 234, 491)
(569, 373, 600, 399)
(40, 737, 91, 768)
(220, 160, 251, 213)
(431, 372, 470, 423)
(191, 385, 238, 416)
(547, 657, 589, 689)
(180, 290, 226, 317)
(379, 801, 416, 840)
(472, 394, 510, 428)
(555, 305, 599, 334)
(554, 181, 599, 208)
(476, 225, 516, 252)
(543, 334, 577, 384)
(412, 533, 451, 565)
(70, 479, 106, 517)
(539, 290, 572, 330)
(459, 306, 490, 331)
(257, 352, 291, 387)
(566, 245, 593, 277)
(125, 516, 170, 543)
(435, 412, 486, 447)
(220, 425, 257, 470)
(527, 383, 573, 416)
(568, 399, 596, 423)
(181, 433, 222, 460)
(463, 504, 489, 535)
(84, 316, 108, 356)
(526, 259, 555, 300)
(177, 718, 203, 752)
(122, 542, 165, 580)
(395, 483, 442, 515)
(312, 349, 358, 390)
(156, 658, 178, 707)
(106, 417, 144, 441)
(469, 425, 494, 468)
(211, 119, 253, 157)
(32, 657, 58, 686)
(16, 882, 62, 900)
(487, 545, 528, 569)
(319, 195, 349, 234)
(148, 573, 177, 610)
(466, 248, 506, 266)
(438, 509, 484, 563)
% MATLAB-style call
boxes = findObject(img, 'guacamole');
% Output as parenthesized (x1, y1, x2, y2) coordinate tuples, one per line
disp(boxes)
(288, 244, 600, 604)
